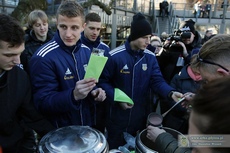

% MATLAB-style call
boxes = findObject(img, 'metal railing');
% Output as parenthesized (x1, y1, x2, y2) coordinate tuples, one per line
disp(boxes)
(168, 3, 181, 34)
(152, 1, 230, 35)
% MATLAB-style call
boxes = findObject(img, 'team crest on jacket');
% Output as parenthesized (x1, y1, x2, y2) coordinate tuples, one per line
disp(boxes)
(92, 48, 105, 56)
(142, 64, 147, 71)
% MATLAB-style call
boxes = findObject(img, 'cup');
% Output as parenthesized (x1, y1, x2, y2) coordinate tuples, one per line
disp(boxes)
(146, 112, 163, 127)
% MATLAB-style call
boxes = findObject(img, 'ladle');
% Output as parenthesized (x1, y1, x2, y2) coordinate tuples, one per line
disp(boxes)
(162, 94, 190, 117)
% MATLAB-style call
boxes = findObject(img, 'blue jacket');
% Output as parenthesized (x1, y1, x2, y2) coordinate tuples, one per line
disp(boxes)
(99, 38, 174, 134)
(30, 31, 96, 128)
(81, 32, 110, 54)
(162, 65, 201, 134)
(171, 65, 200, 94)
(169, 65, 201, 112)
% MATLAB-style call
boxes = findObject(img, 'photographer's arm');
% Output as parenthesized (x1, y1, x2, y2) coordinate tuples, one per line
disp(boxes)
(177, 41, 189, 57)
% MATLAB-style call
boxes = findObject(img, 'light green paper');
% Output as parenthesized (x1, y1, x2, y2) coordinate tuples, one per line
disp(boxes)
(114, 88, 134, 105)
(84, 54, 108, 81)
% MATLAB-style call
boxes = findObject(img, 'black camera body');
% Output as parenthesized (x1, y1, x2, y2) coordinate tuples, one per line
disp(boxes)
(166, 29, 191, 52)
(169, 35, 181, 42)
(168, 29, 191, 42)
(181, 32, 191, 39)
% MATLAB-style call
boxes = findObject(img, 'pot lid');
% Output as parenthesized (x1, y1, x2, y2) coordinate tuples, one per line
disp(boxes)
(39, 126, 106, 153)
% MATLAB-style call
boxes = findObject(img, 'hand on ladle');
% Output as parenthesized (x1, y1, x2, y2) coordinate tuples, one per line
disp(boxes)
(181, 92, 195, 109)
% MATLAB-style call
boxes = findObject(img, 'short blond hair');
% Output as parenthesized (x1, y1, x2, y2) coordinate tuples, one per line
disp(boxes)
(27, 10, 48, 28)
(56, 0, 85, 23)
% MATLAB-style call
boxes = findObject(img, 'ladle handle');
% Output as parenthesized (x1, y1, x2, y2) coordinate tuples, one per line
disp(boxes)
(162, 96, 186, 117)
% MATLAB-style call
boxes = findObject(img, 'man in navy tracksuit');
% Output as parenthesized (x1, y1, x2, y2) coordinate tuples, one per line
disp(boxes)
(99, 12, 183, 149)
(81, 12, 110, 54)
(29, 1, 106, 128)
(81, 12, 110, 134)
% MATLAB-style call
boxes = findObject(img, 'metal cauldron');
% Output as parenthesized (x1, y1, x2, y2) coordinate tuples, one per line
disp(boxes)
(135, 127, 185, 153)
(39, 126, 109, 153)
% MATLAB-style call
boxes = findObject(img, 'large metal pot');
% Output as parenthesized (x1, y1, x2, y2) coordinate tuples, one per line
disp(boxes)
(39, 126, 109, 153)
(135, 127, 184, 153)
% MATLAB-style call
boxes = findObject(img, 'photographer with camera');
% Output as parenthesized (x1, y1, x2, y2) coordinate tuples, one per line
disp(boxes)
(157, 19, 202, 84)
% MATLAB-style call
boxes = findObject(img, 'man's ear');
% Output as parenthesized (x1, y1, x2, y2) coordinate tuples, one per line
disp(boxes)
(83, 23, 86, 28)
(81, 23, 86, 32)
(217, 68, 230, 76)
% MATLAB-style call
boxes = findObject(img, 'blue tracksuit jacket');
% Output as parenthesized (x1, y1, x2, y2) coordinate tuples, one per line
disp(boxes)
(30, 31, 96, 128)
(99, 38, 175, 135)
(81, 32, 110, 54)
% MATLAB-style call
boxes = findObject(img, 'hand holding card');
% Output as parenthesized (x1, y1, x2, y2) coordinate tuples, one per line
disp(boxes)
(84, 54, 108, 81)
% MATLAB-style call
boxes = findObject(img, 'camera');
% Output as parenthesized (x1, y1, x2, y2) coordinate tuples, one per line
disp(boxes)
(164, 29, 191, 52)
(168, 29, 191, 42)
(168, 35, 181, 42)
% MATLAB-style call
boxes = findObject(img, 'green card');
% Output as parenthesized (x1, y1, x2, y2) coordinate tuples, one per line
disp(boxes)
(84, 54, 108, 81)
(114, 88, 134, 105)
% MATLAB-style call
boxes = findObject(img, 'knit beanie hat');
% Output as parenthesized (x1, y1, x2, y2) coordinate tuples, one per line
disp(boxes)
(130, 12, 152, 41)
(179, 19, 196, 34)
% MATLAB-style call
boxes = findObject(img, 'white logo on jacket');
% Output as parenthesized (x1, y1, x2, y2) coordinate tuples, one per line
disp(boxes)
(64, 68, 74, 80)
(65, 68, 72, 75)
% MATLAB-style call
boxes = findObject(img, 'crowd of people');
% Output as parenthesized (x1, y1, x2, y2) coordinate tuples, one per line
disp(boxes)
(194, 0, 212, 18)
(0, 0, 230, 153)
(159, 0, 212, 19)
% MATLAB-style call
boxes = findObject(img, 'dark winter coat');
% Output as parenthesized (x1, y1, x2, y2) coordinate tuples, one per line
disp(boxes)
(155, 132, 191, 153)
(20, 29, 54, 73)
(162, 65, 201, 134)
(0, 66, 54, 152)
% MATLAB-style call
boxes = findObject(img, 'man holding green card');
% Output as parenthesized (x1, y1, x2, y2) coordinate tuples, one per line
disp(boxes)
(29, 1, 106, 129)
(99, 12, 183, 149)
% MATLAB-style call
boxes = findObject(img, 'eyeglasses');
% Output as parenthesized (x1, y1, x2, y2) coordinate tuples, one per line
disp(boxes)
(196, 54, 229, 72)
